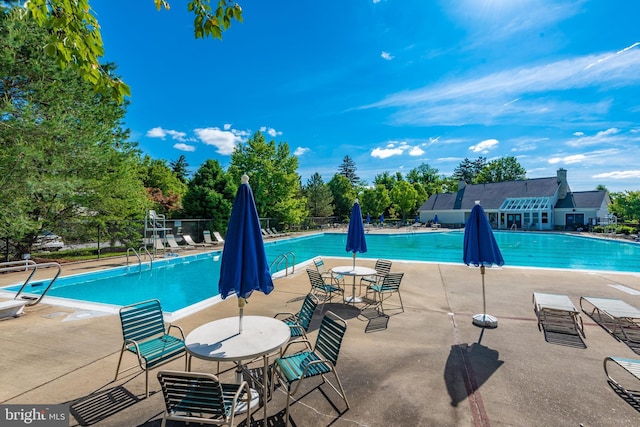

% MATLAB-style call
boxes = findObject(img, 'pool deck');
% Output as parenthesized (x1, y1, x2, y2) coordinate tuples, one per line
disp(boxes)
(2, 232, 640, 426)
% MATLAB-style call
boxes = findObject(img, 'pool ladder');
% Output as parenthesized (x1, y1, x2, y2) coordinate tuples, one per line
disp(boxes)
(126, 247, 153, 271)
(270, 251, 296, 277)
(0, 260, 62, 306)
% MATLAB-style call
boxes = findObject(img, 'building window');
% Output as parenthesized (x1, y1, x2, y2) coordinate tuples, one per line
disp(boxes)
(542, 212, 548, 224)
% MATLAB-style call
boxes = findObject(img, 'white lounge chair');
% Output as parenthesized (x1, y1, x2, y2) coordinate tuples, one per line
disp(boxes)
(580, 296, 640, 342)
(533, 292, 585, 337)
(203, 231, 224, 245)
(182, 234, 210, 247)
(604, 356, 640, 406)
(166, 234, 188, 250)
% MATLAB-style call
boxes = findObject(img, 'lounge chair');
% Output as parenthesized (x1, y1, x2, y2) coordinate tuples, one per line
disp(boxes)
(157, 370, 251, 427)
(306, 268, 344, 309)
(165, 234, 188, 250)
(533, 292, 585, 337)
(203, 230, 223, 245)
(273, 311, 349, 427)
(365, 272, 405, 314)
(182, 234, 211, 247)
(213, 231, 225, 244)
(580, 296, 640, 342)
(604, 356, 640, 407)
(261, 228, 273, 238)
(115, 299, 187, 398)
(270, 227, 285, 237)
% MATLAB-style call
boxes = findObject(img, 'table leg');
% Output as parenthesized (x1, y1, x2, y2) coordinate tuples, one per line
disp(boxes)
(344, 275, 362, 304)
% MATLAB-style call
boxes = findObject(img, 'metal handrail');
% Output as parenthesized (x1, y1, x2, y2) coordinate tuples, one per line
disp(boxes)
(139, 246, 153, 268)
(270, 251, 296, 277)
(1, 261, 63, 306)
(126, 247, 142, 271)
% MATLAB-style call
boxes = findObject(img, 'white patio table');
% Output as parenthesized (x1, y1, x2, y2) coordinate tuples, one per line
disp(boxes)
(332, 265, 377, 304)
(185, 315, 290, 425)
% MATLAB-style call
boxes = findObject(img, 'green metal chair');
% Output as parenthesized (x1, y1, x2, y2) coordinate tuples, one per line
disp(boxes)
(157, 370, 251, 427)
(366, 272, 405, 314)
(273, 311, 349, 427)
(359, 259, 393, 290)
(115, 299, 187, 397)
(274, 293, 320, 341)
(313, 257, 345, 287)
(306, 268, 344, 308)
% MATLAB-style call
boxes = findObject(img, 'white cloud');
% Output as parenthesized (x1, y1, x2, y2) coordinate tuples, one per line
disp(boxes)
(146, 127, 187, 142)
(573, 131, 584, 136)
(365, 43, 640, 127)
(372, 0, 381, 3)
(566, 128, 621, 147)
(173, 143, 196, 152)
(194, 127, 246, 155)
(260, 126, 282, 137)
(548, 154, 586, 165)
(408, 146, 424, 156)
(381, 51, 394, 61)
(294, 147, 310, 156)
(223, 123, 232, 130)
(371, 147, 404, 159)
(469, 138, 498, 153)
(593, 170, 640, 179)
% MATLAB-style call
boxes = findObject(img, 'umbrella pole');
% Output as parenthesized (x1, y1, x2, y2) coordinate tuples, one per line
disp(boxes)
(353, 252, 356, 269)
(481, 265, 486, 322)
(238, 297, 245, 334)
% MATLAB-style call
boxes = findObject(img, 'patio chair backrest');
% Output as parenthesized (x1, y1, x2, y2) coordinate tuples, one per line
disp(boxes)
(119, 299, 166, 342)
(314, 311, 347, 366)
(157, 370, 231, 419)
(297, 293, 319, 331)
(307, 268, 327, 290)
(374, 259, 393, 276)
(380, 272, 404, 292)
(313, 257, 328, 274)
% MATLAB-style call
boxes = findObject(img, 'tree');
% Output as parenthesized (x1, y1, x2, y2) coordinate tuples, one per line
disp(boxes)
(170, 155, 190, 183)
(327, 174, 355, 220)
(0, 8, 147, 255)
(452, 157, 487, 184)
(304, 173, 334, 217)
(338, 155, 360, 187)
(182, 160, 236, 233)
(228, 131, 307, 226)
(406, 163, 444, 196)
(359, 185, 390, 222)
(374, 171, 400, 192)
(610, 191, 640, 224)
(389, 181, 418, 220)
(15, 0, 243, 102)
(141, 156, 188, 214)
(475, 156, 526, 183)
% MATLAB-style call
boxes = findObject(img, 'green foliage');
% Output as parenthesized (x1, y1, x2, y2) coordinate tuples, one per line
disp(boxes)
(228, 131, 306, 225)
(338, 155, 360, 186)
(406, 163, 443, 196)
(141, 156, 188, 213)
(20, 0, 242, 103)
(170, 155, 190, 183)
(359, 185, 390, 221)
(475, 156, 526, 183)
(327, 174, 355, 220)
(389, 181, 418, 220)
(610, 191, 640, 223)
(452, 157, 487, 183)
(305, 173, 334, 217)
(182, 160, 236, 233)
(0, 9, 146, 255)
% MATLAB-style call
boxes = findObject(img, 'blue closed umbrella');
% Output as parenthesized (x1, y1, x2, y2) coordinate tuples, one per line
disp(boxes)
(346, 200, 367, 268)
(218, 175, 274, 333)
(463, 202, 504, 328)
(434, 214, 439, 224)
(366, 213, 371, 224)
(379, 213, 384, 226)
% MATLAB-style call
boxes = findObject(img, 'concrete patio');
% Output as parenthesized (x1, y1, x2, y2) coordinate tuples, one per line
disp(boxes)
(1, 255, 640, 426)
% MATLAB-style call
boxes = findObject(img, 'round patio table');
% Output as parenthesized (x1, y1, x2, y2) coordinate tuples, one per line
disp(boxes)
(332, 265, 377, 304)
(185, 315, 290, 425)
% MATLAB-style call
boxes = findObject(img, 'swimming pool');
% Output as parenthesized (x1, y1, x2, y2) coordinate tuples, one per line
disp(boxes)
(4, 231, 640, 314)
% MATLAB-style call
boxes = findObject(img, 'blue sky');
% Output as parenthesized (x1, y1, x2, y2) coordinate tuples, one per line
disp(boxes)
(92, 0, 640, 193)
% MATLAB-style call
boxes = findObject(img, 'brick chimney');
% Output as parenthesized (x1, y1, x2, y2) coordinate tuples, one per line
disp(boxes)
(557, 168, 569, 199)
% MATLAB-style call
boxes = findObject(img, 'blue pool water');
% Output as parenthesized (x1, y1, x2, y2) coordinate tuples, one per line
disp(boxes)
(5, 232, 640, 312)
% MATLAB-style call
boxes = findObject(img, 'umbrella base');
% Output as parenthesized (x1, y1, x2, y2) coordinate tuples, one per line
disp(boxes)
(234, 388, 260, 414)
(472, 313, 498, 328)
